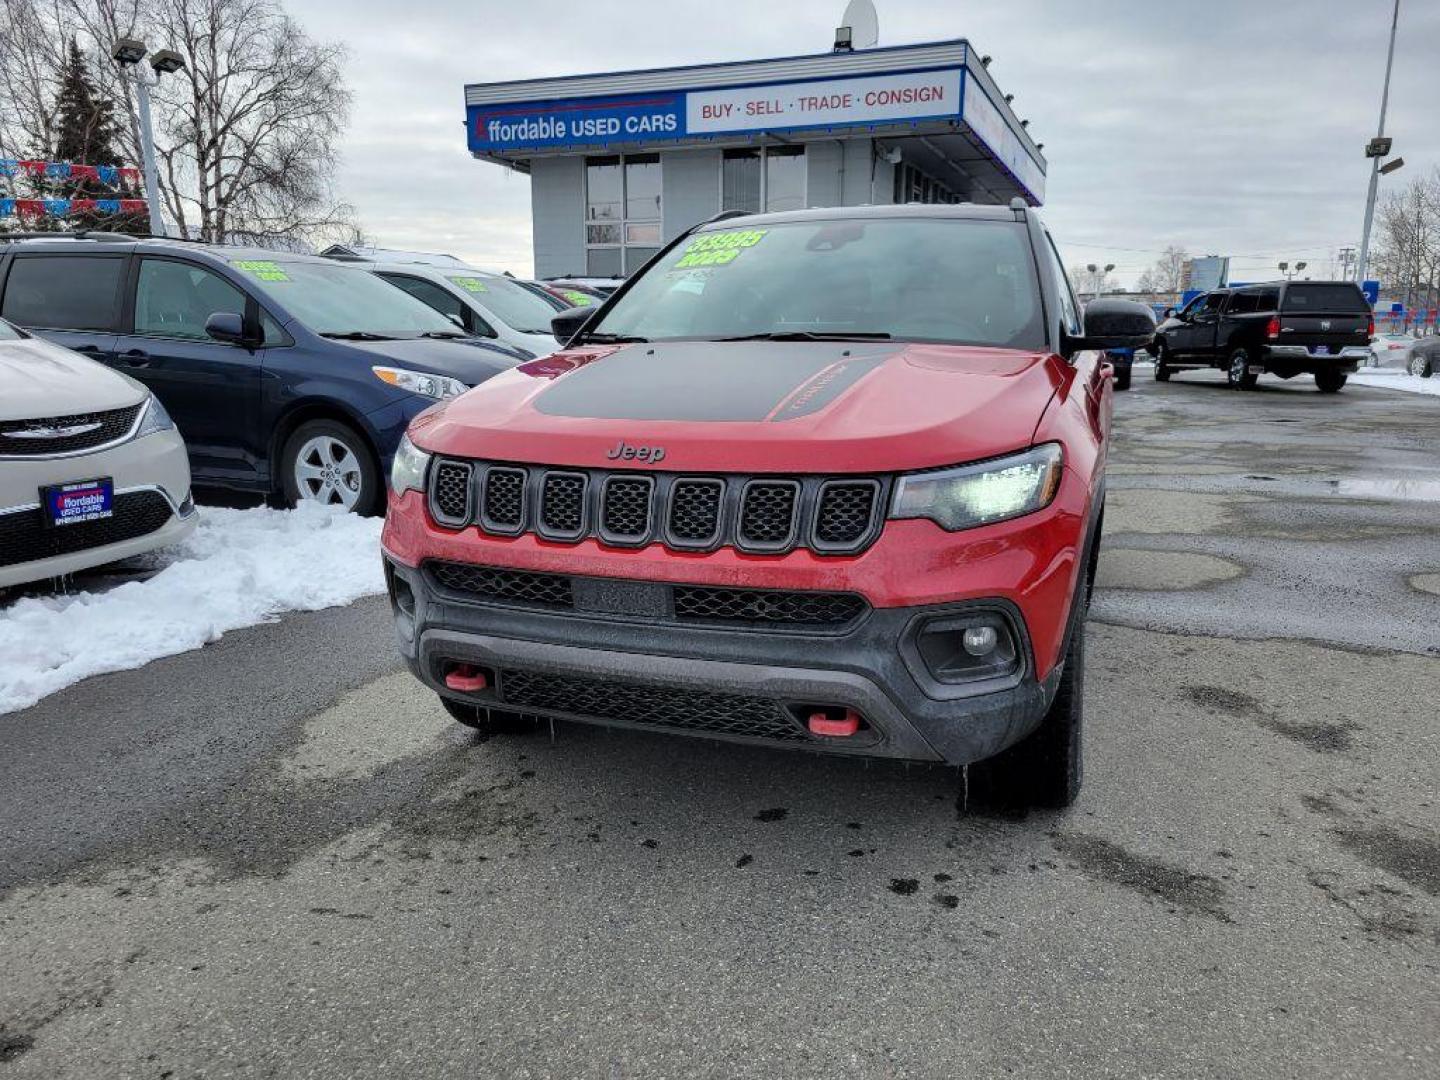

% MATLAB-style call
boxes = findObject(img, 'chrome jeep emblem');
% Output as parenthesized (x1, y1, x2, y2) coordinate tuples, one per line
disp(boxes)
(4, 421, 102, 440)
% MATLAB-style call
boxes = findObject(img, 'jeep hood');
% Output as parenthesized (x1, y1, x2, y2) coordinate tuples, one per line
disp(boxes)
(411, 340, 1064, 474)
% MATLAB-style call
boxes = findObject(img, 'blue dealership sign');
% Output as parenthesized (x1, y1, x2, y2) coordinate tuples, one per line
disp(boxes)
(1361, 280, 1380, 305)
(469, 93, 685, 153)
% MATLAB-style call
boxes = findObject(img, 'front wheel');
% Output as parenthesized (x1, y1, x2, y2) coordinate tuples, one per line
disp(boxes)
(969, 619, 1085, 810)
(1409, 352, 1434, 378)
(1315, 370, 1348, 394)
(1153, 343, 1172, 382)
(279, 419, 381, 515)
(1226, 348, 1259, 390)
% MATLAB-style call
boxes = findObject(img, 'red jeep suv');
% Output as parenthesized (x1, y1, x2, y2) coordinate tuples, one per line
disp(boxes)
(381, 204, 1153, 807)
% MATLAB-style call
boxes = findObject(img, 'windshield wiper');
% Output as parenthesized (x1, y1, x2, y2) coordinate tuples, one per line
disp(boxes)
(714, 331, 892, 342)
(579, 332, 649, 344)
(418, 330, 469, 340)
(320, 331, 397, 341)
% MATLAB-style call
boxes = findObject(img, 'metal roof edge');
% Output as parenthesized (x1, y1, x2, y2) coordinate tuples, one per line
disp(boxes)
(464, 39, 969, 105)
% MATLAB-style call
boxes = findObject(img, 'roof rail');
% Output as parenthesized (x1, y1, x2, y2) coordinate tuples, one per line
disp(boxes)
(706, 209, 752, 225)
(1008, 196, 1028, 221)
(0, 230, 139, 243)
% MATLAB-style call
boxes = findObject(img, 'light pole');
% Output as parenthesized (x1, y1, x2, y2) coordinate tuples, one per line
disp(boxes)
(1278, 260, 1307, 281)
(1084, 262, 1114, 300)
(1356, 0, 1401, 283)
(110, 39, 185, 238)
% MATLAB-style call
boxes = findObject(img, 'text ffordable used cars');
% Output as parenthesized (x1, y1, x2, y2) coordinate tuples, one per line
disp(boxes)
(381, 204, 1153, 807)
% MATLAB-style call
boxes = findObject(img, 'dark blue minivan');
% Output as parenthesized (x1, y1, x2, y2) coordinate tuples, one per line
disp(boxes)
(0, 235, 524, 514)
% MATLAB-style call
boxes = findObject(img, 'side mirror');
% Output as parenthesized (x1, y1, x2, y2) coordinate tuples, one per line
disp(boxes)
(1070, 298, 1155, 353)
(205, 311, 252, 346)
(551, 305, 596, 345)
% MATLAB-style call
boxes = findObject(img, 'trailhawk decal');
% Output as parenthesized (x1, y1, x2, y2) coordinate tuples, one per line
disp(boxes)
(533, 341, 894, 423)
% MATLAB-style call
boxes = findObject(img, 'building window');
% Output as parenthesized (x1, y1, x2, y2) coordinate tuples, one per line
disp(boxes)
(893, 162, 960, 205)
(586, 154, 661, 276)
(722, 145, 807, 214)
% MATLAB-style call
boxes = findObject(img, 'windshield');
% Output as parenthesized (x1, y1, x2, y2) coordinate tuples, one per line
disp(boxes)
(230, 259, 467, 337)
(446, 274, 560, 334)
(589, 218, 1044, 348)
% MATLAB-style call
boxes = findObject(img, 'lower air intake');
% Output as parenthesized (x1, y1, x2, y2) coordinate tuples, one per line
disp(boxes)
(498, 669, 808, 742)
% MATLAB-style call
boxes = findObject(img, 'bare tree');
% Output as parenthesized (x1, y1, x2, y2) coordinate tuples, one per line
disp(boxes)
(1, 0, 355, 246)
(1149, 245, 1189, 300)
(1373, 170, 1440, 319)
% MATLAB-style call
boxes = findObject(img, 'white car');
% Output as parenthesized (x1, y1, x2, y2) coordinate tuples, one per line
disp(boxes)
(353, 262, 565, 359)
(1, 318, 197, 589)
(1369, 332, 1417, 367)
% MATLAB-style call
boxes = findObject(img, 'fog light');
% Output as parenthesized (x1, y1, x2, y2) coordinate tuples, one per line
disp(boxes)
(914, 612, 1021, 685)
(962, 625, 998, 656)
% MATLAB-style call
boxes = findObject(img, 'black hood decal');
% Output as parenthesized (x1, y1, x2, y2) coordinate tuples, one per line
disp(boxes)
(532, 341, 894, 423)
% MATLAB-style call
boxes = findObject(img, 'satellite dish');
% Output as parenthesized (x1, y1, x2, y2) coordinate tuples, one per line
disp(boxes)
(841, 0, 879, 48)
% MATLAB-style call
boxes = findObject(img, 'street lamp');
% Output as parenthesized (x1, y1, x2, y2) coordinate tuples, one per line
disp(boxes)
(1356, 0, 1401, 283)
(110, 38, 185, 237)
(1084, 263, 1114, 299)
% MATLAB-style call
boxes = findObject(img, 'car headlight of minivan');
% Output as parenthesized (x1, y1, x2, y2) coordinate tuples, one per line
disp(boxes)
(390, 433, 431, 494)
(372, 366, 468, 401)
(890, 444, 1064, 531)
(134, 394, 175, 438)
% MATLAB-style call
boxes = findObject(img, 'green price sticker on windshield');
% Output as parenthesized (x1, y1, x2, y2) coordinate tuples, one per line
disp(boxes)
(232, 260, 290, 282)
(675, 228, 768, 269)
(560, 289, 593, 306)
(449, 276, 489, 294)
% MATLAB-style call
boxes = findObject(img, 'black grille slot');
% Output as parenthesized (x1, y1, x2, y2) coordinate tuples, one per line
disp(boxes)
(429, 562, 573, 609)
(600, 476, 653, 542)
(430, 460, 472, 525)
(0, 490, 174, 569)
(814, 480, 880, 550)
(667, 479, 723, 546)
(0, 402, 143, 457)
(538, 471, 587, 539)
(498, 669, 807, 742)
(673, 586, 867, 628)
(481, 467, 526, 533)
(738, 481, 799, 550)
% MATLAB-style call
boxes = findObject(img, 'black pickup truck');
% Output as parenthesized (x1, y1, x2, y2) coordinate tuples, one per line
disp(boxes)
(1152, 281, 1373, 392)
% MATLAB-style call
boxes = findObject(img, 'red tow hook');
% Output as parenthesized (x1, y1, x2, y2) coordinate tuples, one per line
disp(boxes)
(808, 708, 861, 738)
(444, 664, 488, 693)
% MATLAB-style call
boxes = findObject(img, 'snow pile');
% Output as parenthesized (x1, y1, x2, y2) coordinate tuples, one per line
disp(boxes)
(0, 503, 385, 714)
(1352, 370, 1440, 398)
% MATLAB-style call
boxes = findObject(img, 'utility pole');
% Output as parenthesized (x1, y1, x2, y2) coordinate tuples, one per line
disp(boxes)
(1338, 245, 1357, 281)
(1356, 0, 1401, 283)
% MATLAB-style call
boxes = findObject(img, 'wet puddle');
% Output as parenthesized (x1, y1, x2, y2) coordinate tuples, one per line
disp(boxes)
(1331, 477, 1440, 502)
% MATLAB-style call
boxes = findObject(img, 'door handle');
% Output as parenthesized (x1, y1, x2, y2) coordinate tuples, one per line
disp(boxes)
(119, 349, 151, 368)
(72, 344, 103, 354)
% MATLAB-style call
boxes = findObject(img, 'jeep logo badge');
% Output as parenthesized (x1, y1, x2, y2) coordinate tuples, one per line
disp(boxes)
(1320, 319, 1332, 330)
(606, 440, 666, 464)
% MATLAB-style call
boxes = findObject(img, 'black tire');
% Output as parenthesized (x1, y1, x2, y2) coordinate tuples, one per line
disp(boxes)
(969, 618, 1086, 810)
(440, 696, 539, 735)
(1153, 343, 1172, 382)
(1113, 365, 1132, 391)
(1226, 348, 1259, 390)
(1315, 370, 1348, 394)
(1409, 352, 1434, 378)
(279, 419, 381, 515)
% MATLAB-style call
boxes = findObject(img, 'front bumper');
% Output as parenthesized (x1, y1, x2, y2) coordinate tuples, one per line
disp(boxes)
(0, 428, 197, 588)
(385, 558, 1062, 765)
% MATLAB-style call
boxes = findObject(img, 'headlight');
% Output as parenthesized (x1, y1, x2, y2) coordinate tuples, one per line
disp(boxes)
(372, 366, 468, 400)
(134, 394, 175, 438)
(390, 433, 431, 494)
(890, 444, 1064, 531)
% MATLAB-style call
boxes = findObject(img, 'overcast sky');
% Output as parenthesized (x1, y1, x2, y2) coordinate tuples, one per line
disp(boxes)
(288, 0, 1439, 286)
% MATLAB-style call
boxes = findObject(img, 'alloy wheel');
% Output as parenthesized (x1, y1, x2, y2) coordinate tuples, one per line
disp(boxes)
(293, 434, 364, 509)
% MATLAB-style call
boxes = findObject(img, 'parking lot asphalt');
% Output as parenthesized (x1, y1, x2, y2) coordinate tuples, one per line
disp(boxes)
(2, 369, 1438, 1079)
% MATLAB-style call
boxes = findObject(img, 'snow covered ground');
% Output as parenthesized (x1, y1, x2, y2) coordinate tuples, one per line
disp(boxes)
(1351, 369, 1440, 397)
(0, 504, 385, 715)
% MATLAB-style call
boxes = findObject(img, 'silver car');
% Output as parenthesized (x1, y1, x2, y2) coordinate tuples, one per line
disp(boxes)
(1, 318, 197, 589)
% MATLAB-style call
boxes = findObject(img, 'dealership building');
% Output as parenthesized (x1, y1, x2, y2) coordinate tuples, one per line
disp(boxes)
(464, 38, 1047, 278)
